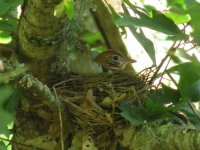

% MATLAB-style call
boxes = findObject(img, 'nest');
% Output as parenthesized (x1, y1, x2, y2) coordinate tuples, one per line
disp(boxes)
(55, 71, 149, 127)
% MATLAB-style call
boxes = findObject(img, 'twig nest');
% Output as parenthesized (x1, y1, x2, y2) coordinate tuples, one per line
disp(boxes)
(55, 72, 149, 148)
(56, 72, 148, 128)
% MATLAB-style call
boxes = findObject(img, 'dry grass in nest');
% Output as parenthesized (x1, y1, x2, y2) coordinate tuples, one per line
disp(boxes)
(55, 72, 149, 130)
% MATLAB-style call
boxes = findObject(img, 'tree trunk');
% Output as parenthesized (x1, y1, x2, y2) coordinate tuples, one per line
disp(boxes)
(16, 0, 68, 82)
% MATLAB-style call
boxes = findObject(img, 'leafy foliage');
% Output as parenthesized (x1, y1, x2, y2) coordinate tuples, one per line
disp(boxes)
(0, 64, 26, 144)
(0, 0, 22, 43)
(54, 0, 74, 19)
(105, 0, 200, 126)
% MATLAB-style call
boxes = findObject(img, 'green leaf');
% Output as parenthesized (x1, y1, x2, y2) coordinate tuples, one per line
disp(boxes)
(167, 62, 200, 100)
(120, 0, 183, 36)
(128, 26, 156, 65)
(107, 4, 122, 21)
(178, 63, 200, 95)
(148, 8, 182, 35)
(184, 79, 200, 101)
(121, 2, 156, 64)
(0, 141, 7, 150)
(147, 85, 180, 104)
(188, 4, 200, 39)
(162, 84, 181, 103)
(181, 106, 200, 125)
(65, 0, 74, 20)
(118, 102, 149, 126)
(3, 87, 22, 113)
(54, 0, 74, 19)
(0, 85, 14, 107)
(164, 12, 190, 24)
(54, 1, 66, 17)
(108, 4, 127, 36)
(167, 97, 190, 111)
(0, 31, 12, 43)
(0, 0, 21, 16)
(167, 0, 188, 11)
(185, 0, 198, 7)
(145, 97, 166, 113)
(0, 109, 13, 134)
(0, 85, 14, 134)
(81, 32, 103, 44)
(0, 20, 17, 32)
(176, 48, 199, 62)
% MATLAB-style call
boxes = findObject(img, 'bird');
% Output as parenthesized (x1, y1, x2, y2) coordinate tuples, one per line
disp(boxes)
(69, 49, 136, 75)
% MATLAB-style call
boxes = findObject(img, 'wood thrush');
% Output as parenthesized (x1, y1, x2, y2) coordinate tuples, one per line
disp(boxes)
(69, 49, 136, 75)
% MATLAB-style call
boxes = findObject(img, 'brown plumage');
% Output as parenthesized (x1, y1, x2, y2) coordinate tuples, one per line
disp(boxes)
(95, 50, 136, 72)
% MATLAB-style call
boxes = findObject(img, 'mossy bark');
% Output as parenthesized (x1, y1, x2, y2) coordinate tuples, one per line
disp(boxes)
(17, 0, 68, 82)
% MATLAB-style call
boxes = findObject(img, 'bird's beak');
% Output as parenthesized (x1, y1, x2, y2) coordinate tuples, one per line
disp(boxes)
(124, 58, 137, 64)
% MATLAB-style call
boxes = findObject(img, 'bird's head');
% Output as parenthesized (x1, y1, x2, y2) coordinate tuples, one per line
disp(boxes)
(95, 50, 136, 71)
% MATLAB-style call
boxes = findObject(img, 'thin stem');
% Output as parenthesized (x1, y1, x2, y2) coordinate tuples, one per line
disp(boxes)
(52, 86, 64, 150)
(156, 57, 171, 88)
(166, 72, 178, 87)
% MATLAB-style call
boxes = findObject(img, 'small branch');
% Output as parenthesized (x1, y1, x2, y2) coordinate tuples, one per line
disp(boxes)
(156, 57, 171, 88)
(149, 40, 182, 85)
(19, 74, 56, 102)
(166, 72, 178, 87)
(52, 85, 64, 150)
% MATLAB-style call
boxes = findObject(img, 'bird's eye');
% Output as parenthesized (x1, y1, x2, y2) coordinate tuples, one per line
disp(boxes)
(112, 55, 119, 61)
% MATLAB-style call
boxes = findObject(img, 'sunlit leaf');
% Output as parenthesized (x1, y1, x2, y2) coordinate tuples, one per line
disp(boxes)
(81, 32, 103, 44)
(167, 0, 188, 11)
(65, 0, 74, 20)
(0, 31, 12, 43)
(54, 0, 74, 19)
(164, 12, 190, 24)
(54, 1, 65, 17)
